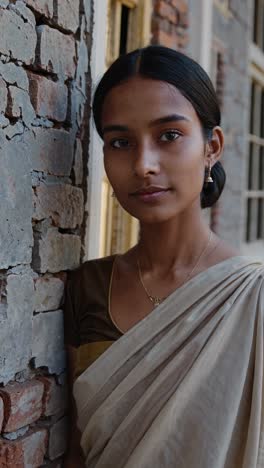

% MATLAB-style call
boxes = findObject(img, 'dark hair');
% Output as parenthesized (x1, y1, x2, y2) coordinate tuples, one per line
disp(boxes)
(93, 45, 226, 209)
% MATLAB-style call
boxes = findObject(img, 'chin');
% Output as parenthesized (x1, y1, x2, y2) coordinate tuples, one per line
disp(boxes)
(124, 205, 182, 224)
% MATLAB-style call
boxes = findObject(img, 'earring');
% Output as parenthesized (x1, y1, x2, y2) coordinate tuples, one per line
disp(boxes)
(205, 160, 213, 183)
(111, 191, 116, 198)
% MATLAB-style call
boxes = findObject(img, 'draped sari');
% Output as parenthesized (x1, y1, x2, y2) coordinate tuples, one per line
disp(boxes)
(73, 256, 264, 468)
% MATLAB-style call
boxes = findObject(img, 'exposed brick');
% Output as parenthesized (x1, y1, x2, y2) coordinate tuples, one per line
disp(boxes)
(25, 128, 74, 176)
(33, 182, 84, 229)
(38, 376, 68, 417)
(0, 380, 44, 432)
(0, 136, 33, 271)
(152, 28, 179, 49)
(73, 139, 83, 185)
(25, 0, 53, 19)
(0, 397, 4, 432)
(155, 1, 178, 25)
(33, 227, 81, 274)
(152, 0, 189, 46)
(37, 25, 76, 78)
(32, 310, 66, 374)
(28, 73, 68, 122)
(0, 7, 37, 64)
(6, 86, 35, 127)
(0, 63, 29, 92)
(56, 0, 80, 33)
(0, 78, 7, 114)
(48, 417, 68, 460)
(170, 0, 188, 14)
(34, 277, 64, 313)
(0, 429, 47, 468)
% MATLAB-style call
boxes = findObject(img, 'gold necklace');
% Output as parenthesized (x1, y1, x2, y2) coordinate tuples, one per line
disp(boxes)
(137, 231, 213, 307)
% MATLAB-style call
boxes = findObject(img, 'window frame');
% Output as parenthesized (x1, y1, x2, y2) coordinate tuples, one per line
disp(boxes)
(241, 11, 264, 259)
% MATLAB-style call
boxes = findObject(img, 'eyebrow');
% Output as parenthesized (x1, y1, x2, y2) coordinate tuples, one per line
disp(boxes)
(102, 114, 190, 135)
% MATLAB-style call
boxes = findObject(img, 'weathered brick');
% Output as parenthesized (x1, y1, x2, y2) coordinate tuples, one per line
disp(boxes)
(32, 310, 66, 373)
(155, 1, 178, 24)
(73, 139, 83, 185)
(28, 73, 68, 122)
(0, 78, 7, 114)
(170, 0, 188, 14)
(0, 274, 34, 384)
(56, 0, 80, 33)
(33, 182, 84, 229)
(26, 0, 53, 19)
(152, 28, 178, 48)
(0, 380, 44, 432)
(0, 397, 4, 432)
(48, 417, 68, 460)
(0, 136, 33, 270)
(0, 63, 29, 92)
(33, 227, 81, 273)
(34, 277, 64, 313)
(0, 6, 37, 64)
(25, 128, 74, 176)
(6, 86, 35, 127)
(37, 25, 76, 78)
(0, 429, 47, 468)
(38, 376, 68, 417)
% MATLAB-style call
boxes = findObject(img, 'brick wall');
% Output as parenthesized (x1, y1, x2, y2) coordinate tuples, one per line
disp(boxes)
(151, 0, 189, 50)
(0, 0, 93, 466)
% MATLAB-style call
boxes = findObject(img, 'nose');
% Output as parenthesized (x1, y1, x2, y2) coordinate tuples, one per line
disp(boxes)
(133, 142, 160, 178)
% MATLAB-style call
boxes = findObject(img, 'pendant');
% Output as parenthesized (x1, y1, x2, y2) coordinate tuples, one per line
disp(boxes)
(149, 296, 163, 307)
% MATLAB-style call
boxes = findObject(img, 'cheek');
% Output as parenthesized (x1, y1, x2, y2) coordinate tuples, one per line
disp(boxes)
(169, 141, 205, 190)
(104, 155, 128, 190)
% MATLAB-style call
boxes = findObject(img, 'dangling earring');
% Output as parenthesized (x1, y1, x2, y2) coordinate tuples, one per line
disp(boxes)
(205, 160, 213, 183)
(111, 191, 116, 198)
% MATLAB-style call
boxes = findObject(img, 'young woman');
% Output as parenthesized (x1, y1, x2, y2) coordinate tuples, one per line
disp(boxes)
(64, 46, 264, 468)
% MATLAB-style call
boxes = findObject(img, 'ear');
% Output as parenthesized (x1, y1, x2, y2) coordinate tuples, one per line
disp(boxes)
(205, 126, 224, 166)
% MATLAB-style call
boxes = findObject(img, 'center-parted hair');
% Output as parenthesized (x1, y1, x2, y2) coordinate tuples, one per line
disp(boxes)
(93, 45, 226, 209)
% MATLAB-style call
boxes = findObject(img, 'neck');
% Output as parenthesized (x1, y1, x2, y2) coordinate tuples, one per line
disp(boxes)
(137, 210, 212, 274)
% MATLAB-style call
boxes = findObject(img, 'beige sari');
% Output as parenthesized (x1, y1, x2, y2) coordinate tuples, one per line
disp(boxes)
(73, 256, 264, 468)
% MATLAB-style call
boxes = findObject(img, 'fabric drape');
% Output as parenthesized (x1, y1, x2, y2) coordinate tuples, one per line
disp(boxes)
(74, 256, 264, 468)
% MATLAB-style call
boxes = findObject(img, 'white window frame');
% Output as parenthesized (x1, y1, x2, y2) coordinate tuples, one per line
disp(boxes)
(84, 0, 108, 261)
(188, 0, 214, 74)
(241, 43, 264, 259)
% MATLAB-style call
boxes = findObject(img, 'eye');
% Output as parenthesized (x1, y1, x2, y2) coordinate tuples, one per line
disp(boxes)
(110, 138, 131, 149)
(160, 130, 181, 142)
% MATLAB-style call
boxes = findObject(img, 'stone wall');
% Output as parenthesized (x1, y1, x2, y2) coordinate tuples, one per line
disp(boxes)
(0, 0, 93, 466)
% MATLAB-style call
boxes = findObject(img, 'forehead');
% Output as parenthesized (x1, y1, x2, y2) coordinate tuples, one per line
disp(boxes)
(101, 76, 199, 126)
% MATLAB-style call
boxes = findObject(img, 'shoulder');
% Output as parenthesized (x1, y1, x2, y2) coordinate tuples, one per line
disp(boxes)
(67, 255, 116, 285)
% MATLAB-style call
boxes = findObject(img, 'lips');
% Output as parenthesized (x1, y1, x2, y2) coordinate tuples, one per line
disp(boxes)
(131, 186, 170, 196)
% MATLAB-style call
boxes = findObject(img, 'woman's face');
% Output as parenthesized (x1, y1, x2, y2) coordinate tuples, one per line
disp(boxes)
(101, 76, 217, 224)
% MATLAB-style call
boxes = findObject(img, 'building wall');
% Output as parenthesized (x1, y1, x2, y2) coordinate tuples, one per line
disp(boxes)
(0, 0, 93, 466)
(211, 0, 252, 248)
(151, 0, 253, 251)
(152, 0, 189, 49)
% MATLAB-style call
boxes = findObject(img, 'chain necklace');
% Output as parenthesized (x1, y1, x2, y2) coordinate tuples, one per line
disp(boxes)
(137, 231, 213, 307)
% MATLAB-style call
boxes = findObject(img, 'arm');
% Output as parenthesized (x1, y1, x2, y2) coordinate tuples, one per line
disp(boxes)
(64, 345, 86, 468)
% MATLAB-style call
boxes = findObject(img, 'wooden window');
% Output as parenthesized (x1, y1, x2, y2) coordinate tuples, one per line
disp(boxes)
(246, 76, 264, 242)
(99, 0, 152, 257)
